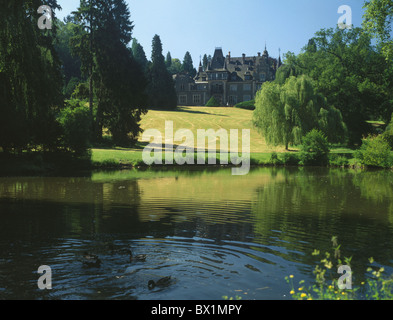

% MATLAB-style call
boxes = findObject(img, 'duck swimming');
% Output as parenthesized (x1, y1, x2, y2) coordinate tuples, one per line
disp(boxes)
(148, 276, 172, 290)
(82, 252, 101, 268)
(128, 249, 146, 262)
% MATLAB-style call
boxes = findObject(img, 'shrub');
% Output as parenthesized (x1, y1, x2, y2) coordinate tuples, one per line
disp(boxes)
(205, 96, 221, 107)
(282, 152, 299, 166)
(269, 152, 282, 165)
(329, 154, 349, 167)
(234, 100, 255, 110)
(299, 129, 330, 166)
(354, 135, 393, 168)
(382, 113, 393, 150)
(58, 100, 91, 156)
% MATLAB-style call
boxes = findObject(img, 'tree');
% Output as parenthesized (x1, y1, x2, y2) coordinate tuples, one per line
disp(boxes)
(131, 38, 148, 73)
(0, 0, 63, 153)
(281, 27, 392, 145)
(299, 129, 330, 166)
(202, 54, 209, 71)
(182, 51, 196, 78)
(54, 19, 84, 97)
(92, 0, 148, 145)
(168, 58, 182, 75)
(253, 75, 347, 150)
(363, 0, 393, 63)
(166, 51, 172, 68)
(147, 35, 177, 110)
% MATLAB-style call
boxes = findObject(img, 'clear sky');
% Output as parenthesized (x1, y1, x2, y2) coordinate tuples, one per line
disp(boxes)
(56, 0, 366, 67)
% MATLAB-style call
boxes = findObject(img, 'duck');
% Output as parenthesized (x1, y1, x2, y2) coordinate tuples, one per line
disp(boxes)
(128, 249, 147, 263)
(148, 276, 172, 290)
(82, 252, 101, 268)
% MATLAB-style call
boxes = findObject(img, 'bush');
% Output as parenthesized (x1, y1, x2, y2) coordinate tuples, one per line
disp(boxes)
(58, 100, 91, 156)
(329, 154, 349, 167)
(282, 152, 300, 166)
(235, 100, 255, 110)
(269, 152, 282, 165)
(205, 96, 221, 107)
(354, 135, 393, 168)
(382, 113, 393, 150)
(299, 129, 330, 166)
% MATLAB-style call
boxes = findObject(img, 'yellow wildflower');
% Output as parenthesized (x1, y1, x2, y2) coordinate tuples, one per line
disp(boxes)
(290, 290, 295, 295)
(300, 293, 307, 298)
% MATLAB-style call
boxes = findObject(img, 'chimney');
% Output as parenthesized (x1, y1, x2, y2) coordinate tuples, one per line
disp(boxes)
(258, 52, 261, 57)
(242, 53, 245, 63)
(228, 51, 231, 59)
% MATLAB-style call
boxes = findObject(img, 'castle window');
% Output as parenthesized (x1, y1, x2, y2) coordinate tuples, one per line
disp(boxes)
(230, 84, 238, 92)
(243, 84, 251, 91)
(179, 95, 187, 105)
(193, 94, 201, 105)
(180, 84, 185, 91)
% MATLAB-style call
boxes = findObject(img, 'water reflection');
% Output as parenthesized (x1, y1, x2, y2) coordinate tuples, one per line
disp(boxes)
(0, 167, 393, 299)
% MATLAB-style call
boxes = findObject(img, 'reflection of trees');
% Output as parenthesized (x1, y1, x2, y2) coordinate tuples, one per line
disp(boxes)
(0, 176, 144, 239)
(251, 167, 393, 279)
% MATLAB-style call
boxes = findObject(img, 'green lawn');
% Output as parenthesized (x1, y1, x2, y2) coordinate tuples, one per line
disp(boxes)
(91, 106, 353, 167)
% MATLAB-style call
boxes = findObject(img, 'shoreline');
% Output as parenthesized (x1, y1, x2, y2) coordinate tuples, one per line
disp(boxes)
(0, 152, 389, 178)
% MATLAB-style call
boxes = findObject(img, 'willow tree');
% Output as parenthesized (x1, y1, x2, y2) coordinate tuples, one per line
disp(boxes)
(253, 75, 347, 150)
(0, 0, 63, 153)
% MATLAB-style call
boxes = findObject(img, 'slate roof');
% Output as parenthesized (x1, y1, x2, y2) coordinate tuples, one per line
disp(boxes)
(195, 48, 280, 82)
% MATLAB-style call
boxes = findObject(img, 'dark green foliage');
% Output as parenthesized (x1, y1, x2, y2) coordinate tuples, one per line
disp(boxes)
(354, 135, 393, 168)
(71, 82, 90, 100)
(182, 51, 196, 78)
(147, 35, 177, 110)
(54, 19, 83, 90)
(329, 154, 349, 167)
(382, 113, 393, 149)
(64, 77, 82, 98)
(235, 100, 255, 110)
(0, 0, 63, 153)
(205, 96, 221, 107)
(299, 129, 330, 166)
(282, 153, 300, 166)
(269, 152, 282, 165)
(131, 38, 149, 73)
(165, 51, 172, 68)
(282, 27, 392, 146)
(58, 100, 91, 155)
(71, 0, 148, 144)
(202, 54, 209, 71)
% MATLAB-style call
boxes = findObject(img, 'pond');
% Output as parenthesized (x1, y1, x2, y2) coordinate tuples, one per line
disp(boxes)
(0, 166, 393, 300)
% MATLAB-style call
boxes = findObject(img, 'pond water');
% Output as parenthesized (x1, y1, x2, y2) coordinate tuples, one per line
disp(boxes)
(0, 166, 393, 300)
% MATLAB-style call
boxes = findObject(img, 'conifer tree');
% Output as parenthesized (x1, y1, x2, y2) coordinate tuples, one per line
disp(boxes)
(147, 34, 177, 110)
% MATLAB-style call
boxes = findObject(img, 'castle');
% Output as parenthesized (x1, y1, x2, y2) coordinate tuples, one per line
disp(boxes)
(173, 47, 281, 106)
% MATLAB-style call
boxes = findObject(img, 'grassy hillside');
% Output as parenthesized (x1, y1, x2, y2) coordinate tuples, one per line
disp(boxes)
(92, 106, 287, 167)
(138, 106, 285, 153)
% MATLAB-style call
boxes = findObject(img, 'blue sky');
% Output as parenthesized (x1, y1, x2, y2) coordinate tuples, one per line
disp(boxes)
(56, 0, 366, 67)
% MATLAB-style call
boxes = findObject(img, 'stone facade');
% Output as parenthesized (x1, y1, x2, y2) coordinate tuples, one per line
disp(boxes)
(174, 47, 281, 106)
